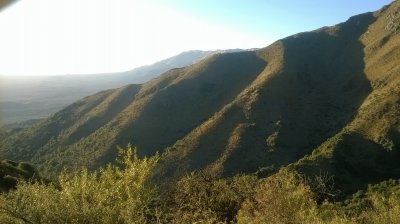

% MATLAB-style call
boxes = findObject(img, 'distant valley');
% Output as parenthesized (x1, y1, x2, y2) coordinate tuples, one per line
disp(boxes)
(0, 49, 244, 125)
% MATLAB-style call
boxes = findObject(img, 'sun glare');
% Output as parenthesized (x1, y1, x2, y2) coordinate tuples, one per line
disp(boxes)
(0, 0, 266, 76)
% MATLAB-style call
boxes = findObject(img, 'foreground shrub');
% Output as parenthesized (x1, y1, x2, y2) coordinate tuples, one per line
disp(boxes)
(163, 171, 257, 223)
(0, 146, 159, 224)
(2, 150, 400, 223)
(237, 169, 320, 224)
(345, 180, 400, 224)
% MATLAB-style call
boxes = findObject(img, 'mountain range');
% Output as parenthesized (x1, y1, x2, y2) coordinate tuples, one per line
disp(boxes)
(1, 0, 400, 196)
(0, 49, 243, 125)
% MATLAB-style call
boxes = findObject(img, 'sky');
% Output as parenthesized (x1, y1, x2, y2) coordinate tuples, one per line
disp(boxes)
(0, 0, 394, 76)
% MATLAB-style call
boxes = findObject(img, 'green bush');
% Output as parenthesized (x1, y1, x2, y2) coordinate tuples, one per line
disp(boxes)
(343, 180, 400, 224)
(17, 162, 36, 176)
(160, 171, 257, 223)
(2, 150, 400, 223)
(237, 169, 320, 223)
(0, 159, 41, 192)
(0, 175, 18, 190)
(0, 146, 159, 224)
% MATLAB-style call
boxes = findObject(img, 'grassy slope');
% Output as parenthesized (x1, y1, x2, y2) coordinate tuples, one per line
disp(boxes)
(293, 1, 400, 195)
(0, 1, 399, 195)
(158, 10, 376, 178)
(0, 52, 266, 174)
(0, 50, 238, 125)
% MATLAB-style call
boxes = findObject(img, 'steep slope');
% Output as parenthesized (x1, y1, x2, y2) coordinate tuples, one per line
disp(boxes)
(1, 1, 399, 192)
(1, 52, 266, 173)
(159, 11, 375, 178)
(0, 50, 241, 125)
(293, 0, 400, 194)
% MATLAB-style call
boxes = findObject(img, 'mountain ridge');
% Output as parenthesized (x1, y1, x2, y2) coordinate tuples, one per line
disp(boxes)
(1, 1, 399, 196)
(0, 49, 247, 125)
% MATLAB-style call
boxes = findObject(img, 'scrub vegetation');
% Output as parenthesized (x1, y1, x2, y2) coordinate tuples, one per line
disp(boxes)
(1, 146, 400, 223)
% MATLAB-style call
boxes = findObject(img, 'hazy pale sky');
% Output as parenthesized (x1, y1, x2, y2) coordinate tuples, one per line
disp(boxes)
(0, 0, 393, 76)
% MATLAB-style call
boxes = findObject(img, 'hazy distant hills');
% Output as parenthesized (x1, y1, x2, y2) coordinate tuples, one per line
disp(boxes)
(1, 1, 400, 195)
(0, 49, 244, 124)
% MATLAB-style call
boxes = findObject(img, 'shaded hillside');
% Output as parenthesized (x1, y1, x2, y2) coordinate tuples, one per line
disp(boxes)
(1, 1, 400, 195)
(158, 11, 375, 178)
(0, 50, 242, 125)
(0, 52, 266, 174)
(293, 0, 400, 194)
(0, 159, 40, 192)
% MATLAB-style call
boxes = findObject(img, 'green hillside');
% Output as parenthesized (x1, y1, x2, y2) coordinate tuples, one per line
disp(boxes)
(292, 1, 400, 194)
(0, 159, 40, 192)
(0, 0, 399, 200)
(0, 50, 243, 125)
(0, 52, 266, 174)
(1, 1, 400, 223)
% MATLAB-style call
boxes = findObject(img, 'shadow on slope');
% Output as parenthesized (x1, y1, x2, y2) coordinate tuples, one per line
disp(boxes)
(295, 130, 400, 197)
(0, 84, 140, 162)
(290, 3, 400, 197)
(216, 13, 376, 176)
(114, 52, 267, 158)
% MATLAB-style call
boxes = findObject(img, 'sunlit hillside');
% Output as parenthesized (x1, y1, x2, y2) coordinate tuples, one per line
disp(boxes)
(0, 0, 399, 223)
